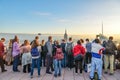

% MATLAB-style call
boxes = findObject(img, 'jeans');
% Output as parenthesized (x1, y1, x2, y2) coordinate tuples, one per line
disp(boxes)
(31, 58, 41, 76)
(13, 55, 19, 71)
(90, 57, 103, 79)
(104, 54, 114, 73)
(54, 59, 62, 76)
(61, 53, 67, 67)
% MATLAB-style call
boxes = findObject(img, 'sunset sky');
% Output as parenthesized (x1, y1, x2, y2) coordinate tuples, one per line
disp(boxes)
(1, 0, 120, 35)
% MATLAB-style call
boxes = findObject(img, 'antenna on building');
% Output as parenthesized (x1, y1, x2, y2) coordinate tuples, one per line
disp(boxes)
(102, 21, 103, 35)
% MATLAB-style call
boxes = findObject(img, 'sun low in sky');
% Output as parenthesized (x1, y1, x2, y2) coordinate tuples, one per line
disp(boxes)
(0, 0, 120, 35)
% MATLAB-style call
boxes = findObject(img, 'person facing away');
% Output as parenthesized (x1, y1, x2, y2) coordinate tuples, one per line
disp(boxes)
(40, 39, 46, 67)
(90, 39, 104, 80)
(65, 37, 74, 70)
(61, 39, 67, 68)
(20, 40, 31, 73)
(6, 39, 13, 66)
(45, 36, 53, 74)
(85, 38, 92, 64)
(104, 36, 117, 75)
(0, 38, 7, 72)
(73, 40, 85, 74)
(53, 40, 64, 77)
(80, 39, 86, 49)
(30, 39, 41, 78)
(12, 35, 21, 72)
(30, 36, 39, 45)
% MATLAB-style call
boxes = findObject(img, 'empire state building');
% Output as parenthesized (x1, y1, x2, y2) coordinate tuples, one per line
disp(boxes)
(64, 29, 68, 41)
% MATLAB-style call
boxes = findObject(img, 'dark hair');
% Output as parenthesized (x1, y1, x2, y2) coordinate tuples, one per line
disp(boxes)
(80, 39, 84, 43)
(35, 36, 39, 40)
(86, 38, 89, 42)
(69, 37, 72, 41)
(42, 40, 45, 43)
(14, 35, 19, 42)
(62, 39, 65, 42)
(94, 39, 100, 43)
(48, 36, 52, 40)
(77, 40, 81, 45)
(109, 36, 113, 40)
(1, 38, 5, 41)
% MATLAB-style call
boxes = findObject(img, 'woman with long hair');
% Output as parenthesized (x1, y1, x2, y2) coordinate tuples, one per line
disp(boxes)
(30, 40, 41, 78)
(21, 40, 31, 73)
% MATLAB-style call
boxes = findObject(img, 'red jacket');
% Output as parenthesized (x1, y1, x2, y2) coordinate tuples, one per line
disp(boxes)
(73, 44, 85, 57)
(0, 41, 4, 57)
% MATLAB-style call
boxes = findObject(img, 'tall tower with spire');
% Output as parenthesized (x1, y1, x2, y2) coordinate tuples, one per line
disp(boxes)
(64, 29, 68, 41)
(102, 21, 103, 35)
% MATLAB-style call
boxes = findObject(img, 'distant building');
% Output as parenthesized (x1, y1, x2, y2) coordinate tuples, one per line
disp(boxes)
(97, 34, 108, 42)
(64, 29, 68, 41)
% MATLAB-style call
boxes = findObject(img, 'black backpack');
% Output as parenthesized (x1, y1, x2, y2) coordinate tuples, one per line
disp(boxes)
(105, 41, 114, 54)
(66, 42, 73, 55)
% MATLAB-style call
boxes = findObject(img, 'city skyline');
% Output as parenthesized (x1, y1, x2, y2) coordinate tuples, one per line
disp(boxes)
(1, 0, 120, 35)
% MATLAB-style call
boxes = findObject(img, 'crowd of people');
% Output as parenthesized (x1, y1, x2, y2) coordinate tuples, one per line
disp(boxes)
(0, 35, 120, 80)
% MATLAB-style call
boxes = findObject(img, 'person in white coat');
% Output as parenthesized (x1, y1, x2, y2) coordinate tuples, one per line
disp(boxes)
(90, 39, 104, 80)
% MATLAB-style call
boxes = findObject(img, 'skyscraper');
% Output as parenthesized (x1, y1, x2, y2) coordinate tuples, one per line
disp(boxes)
(64, 29, 68, 41)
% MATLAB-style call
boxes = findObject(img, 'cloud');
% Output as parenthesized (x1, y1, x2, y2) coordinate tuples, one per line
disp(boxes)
(33, 11, 51, 16)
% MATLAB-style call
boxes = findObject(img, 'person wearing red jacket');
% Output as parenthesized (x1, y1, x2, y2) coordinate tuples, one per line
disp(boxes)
(0, 38, 7, 72)
(73, 40, 85, 74)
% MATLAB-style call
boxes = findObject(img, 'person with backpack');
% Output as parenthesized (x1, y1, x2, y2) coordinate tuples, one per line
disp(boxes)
(65, 37, 74, 70)
(53, 41, 64, 77)
(30, 40, 41, 78)
(90, 39, 104, 80)
(73, 40, 85, 74)
(104, 36, 117, 75)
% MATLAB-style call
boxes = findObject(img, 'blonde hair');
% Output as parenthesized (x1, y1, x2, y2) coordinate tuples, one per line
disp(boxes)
(9, 39, 13, 47)
(24, 40, 30, 46)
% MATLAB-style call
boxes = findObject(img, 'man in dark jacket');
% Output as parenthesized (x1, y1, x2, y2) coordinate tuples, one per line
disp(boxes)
(104, 36, 117, 75)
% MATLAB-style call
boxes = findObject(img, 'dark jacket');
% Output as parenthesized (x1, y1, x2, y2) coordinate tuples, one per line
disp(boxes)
(105, 40, 117, 55)
(61, 42, 66, 53)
